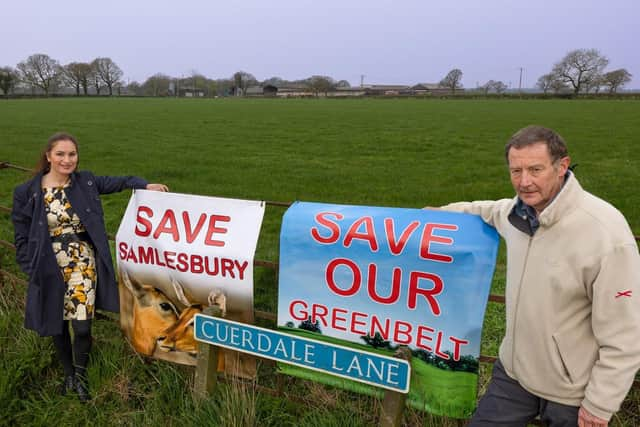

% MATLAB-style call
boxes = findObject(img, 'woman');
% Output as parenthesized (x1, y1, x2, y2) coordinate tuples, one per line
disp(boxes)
(11, 132, 168, 402)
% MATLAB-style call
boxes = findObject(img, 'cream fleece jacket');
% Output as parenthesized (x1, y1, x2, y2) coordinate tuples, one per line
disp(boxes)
(442, 173, 640, 421)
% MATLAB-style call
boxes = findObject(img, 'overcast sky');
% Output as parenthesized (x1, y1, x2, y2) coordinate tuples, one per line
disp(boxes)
(3, 0, 639, 89)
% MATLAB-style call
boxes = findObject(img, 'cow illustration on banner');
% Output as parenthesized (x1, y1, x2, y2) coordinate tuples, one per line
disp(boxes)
(277, 202, 499, 418)
(116, 190, 264, 377)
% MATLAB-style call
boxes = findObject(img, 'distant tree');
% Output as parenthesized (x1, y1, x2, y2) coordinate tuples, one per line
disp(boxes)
(89, 61, 102, 95)
(550, 78, 569, 94)
(602, 68, 632, 93)
(479, 80, 493, 95)
(0, 66, 19, 96)
(536, 73, 555, 94)
(479, 80, 507, 95)
(142, 73, 172, 96)
(336, 79, 351, 88)
(492, 80, 507, 94)
(232, 71, 257, 96)
(114, 80, 125, 95)
(175, 76, 187, 95)
(61, 62, 92, 96)
(92, 57, 123, 95)
(126, 81, 142, 96)
(189, 72, 211, 96)
(17, 53, 60, 95)
(584, 73, 605, 94)
(262, 76, 287, 87)
(298, 317, 321, 333)
(537, 73, 569, 94)
(551, 49, 608, 94)
(307, 75, 336, 96)
(439, 68, 463, 94)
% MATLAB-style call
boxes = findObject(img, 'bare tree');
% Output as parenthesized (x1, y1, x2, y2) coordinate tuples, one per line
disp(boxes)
(0, 66, 19, 96)
(480, 80, 507, 95)
(307, 75, 336, 96)
(537, 73, 569, 94)
(232, 71, 257, 96)
(89, 61, 102, 95)
(551, 49, 608, 94)
(439, 69, 463, 94)
(92, 57, 123, 95)
(61, 62, 92, 96)
(479, 80, 493, 95)
(584, 74, 605, 94)
(602, 69, 632, 93)
(16, 53, 60, 95)
(537, 73, 557, 94)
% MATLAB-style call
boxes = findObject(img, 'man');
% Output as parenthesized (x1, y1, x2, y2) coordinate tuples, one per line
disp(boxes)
(439, 126, 640, 426)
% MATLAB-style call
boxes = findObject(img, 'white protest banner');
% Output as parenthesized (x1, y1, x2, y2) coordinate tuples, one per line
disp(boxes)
(115, 190, 264, 375)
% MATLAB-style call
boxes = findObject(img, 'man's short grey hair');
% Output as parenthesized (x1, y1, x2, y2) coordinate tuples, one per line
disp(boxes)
(505, 125, 569, 163)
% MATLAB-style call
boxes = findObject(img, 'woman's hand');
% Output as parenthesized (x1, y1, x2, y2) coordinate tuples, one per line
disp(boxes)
(146, 183, 169, 192)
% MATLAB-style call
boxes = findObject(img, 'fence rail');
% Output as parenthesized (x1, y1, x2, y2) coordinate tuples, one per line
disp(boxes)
(0, 161, 31, 172)
(2, 160, 639, 425)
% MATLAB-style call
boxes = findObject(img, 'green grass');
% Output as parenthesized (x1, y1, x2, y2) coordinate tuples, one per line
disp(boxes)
(409, 360, 477, 417)
(1, 98, 639, 426)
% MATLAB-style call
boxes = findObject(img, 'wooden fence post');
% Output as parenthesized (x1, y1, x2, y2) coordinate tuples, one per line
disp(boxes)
(379, 346, 412, 427)
(193, 306, 222, 400)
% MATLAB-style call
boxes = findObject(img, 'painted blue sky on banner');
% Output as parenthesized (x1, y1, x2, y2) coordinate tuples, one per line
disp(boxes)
(278, 202, 499, 357)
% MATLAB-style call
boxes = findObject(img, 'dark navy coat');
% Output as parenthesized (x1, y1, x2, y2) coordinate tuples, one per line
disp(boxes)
(11, 170, 148, 336)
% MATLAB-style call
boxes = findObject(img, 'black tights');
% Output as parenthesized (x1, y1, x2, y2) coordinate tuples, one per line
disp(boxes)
(52, 319, 92, 379)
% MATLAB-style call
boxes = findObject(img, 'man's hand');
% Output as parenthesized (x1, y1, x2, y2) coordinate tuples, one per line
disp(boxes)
(578, 406, 608, 427)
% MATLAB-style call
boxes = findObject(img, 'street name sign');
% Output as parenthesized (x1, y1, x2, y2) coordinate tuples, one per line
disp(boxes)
(194, 314, 411, 393)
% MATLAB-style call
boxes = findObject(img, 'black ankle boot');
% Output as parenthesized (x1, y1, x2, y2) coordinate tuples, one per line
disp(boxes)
(74, 375, 91, 402)
(61, 375, 75, 395)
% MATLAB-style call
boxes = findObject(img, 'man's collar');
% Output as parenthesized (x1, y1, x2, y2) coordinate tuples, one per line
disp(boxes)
(512, 171, 578, 234)
(514, 198, 540, 234)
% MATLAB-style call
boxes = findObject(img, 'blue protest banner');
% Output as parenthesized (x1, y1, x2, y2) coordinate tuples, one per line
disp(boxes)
(277, 202, 499, 418)
(194, 314, 411, 392)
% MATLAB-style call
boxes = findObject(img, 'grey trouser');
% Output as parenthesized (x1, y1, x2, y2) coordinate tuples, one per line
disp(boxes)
(469, 360, 580, 427)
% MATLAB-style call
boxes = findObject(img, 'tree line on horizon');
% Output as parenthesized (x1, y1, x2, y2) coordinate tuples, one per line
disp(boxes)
(436, 49, 632, 95)
(0, 49, 633, 97)
(0, 54, 355, 98)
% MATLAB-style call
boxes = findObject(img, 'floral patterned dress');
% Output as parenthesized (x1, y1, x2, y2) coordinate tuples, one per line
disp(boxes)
(43, 184, 97, 320)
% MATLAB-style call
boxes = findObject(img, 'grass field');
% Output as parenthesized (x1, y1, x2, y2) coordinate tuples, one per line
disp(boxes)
(1, 98, 639, 426)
